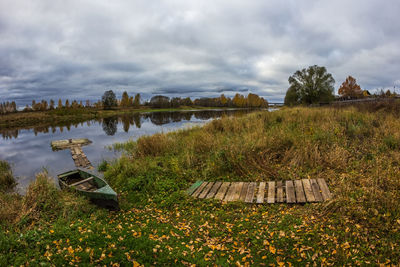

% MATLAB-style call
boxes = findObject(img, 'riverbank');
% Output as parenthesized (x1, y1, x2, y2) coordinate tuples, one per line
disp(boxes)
(1, 104, 400, 265)
(0, 106, 240, 130)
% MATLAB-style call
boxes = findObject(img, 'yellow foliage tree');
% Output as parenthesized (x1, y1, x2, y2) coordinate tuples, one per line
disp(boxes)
(338, 76, 363, 99)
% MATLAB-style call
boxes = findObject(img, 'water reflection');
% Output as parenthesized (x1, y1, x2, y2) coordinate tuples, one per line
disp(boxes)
(1, 109, 254, 139)
(0, 109, 260, 191)
(102, 117, 118, 136)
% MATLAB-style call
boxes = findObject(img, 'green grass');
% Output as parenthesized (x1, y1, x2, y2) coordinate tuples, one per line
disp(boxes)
(1, 104, 400, 265)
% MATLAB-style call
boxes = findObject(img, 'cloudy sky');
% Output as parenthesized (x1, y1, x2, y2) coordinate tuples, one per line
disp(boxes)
(1, 0, 399, 105)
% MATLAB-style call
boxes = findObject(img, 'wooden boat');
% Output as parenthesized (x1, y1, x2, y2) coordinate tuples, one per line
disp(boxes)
(58, 168, 119, 210)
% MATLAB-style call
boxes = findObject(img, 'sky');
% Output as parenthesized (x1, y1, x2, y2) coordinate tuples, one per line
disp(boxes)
(1, 0, 399, 105)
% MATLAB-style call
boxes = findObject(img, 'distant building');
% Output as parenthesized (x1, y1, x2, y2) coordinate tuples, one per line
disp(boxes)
(363, 90, 371, 97)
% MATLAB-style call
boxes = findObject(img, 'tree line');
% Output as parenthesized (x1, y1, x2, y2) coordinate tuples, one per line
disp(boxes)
(101, 90, 268, 109)
(146, 93, 268, 109)
(284, 65, 399, 106)
(0, 102, 17, 114)
(0, 90, 268, 115)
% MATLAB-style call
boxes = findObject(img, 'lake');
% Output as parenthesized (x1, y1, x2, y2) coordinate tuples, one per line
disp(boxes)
(0, 109, 258, 192)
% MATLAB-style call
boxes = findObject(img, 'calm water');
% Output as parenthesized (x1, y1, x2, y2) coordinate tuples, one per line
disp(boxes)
(0, 109, 257, 192)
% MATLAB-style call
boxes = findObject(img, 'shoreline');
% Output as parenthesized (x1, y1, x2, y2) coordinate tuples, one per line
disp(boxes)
(0, 106, 255, 130)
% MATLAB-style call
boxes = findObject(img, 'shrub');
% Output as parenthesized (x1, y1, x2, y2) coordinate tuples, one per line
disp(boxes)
(0, 161, 16, 192)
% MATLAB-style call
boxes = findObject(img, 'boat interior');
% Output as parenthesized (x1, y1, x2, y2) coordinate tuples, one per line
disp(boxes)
(61, 171, 100, 191)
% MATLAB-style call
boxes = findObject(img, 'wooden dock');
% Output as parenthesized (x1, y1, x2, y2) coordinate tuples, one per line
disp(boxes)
(51, 139, 93, 169)
(70, 145, 92, 169)
(187, 179, 332, 203)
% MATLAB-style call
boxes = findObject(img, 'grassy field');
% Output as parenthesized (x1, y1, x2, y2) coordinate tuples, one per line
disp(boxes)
(1, 103, 400, 265)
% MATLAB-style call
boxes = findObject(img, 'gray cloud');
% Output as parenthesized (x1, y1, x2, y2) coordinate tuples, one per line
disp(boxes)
(1, 0, 400, 106)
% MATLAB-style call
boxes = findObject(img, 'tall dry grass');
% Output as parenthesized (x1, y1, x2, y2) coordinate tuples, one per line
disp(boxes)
(0, 160, 16, 192)
(109, 104, 400, 228)
(0, 171, 92, 227)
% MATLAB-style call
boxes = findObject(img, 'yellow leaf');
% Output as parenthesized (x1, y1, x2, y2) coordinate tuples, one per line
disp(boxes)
(269, 245, 276, 254)
(67, 246, 74, 254)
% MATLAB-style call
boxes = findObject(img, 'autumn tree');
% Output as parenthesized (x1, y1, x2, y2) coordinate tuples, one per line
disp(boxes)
(170, 97, 181, 108)
(182, 97, 193, 106)
(65, 99, 70, 108)
(220, 94, 228, 106)
(134, 93, 141, 108)
(121, 91, 130, 107)
(0, 101, 17, 114)
(338, 76, 363, 99)
(233, 93, 246, 107)
(31, 100, 43, 111)
(247, 93, 263, 107)
(49, 99, 55, 110)
(71, 100, 79, 109)
(285, 65, 335, 105)
(41, 100, 48, 111)
(58, 99, 63, 109)
(23, 104, 32, 112)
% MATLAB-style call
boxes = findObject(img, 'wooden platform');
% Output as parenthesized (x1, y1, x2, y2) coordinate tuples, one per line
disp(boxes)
(51, 139, 93, 169)
(70, 145, 92, 169)
(187, 179, 332, 203)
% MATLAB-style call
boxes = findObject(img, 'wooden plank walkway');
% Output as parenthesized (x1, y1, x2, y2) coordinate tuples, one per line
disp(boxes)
(187, 179, 332, 204)
(70, 145, 93, 169)
(51, 139, 93, 169)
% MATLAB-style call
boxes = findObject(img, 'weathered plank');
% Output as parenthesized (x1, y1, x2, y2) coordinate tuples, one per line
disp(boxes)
(244, 182, 256, 203)
(239, 182, 249, 201)
(294, 179, 306, 203)
(70, 176, 94, 187)
(189, 179, 332, 203)
(286, 180, 296, 203)
(267, 181, 275, 204)
(69, 145, 92, 168)
(256, 182, 266, 204)
(276, 181, 284, 203)
(310, 179, 323, 202)
(231, 182, 244, 201)
(206, 182, 222, 199)
(198, 182, 215, 199)
(317, 179, 332, 201)
(187, 181, 203, 195)
(224, 182, 238, 202)
(302, 179, 315, 202)
(214, 182, 230, 200)
(51, 138, 92, 150)
(192, 182, 208, 198)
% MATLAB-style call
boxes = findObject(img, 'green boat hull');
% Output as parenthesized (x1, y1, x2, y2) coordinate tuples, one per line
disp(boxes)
(58, 168, 119, 210)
